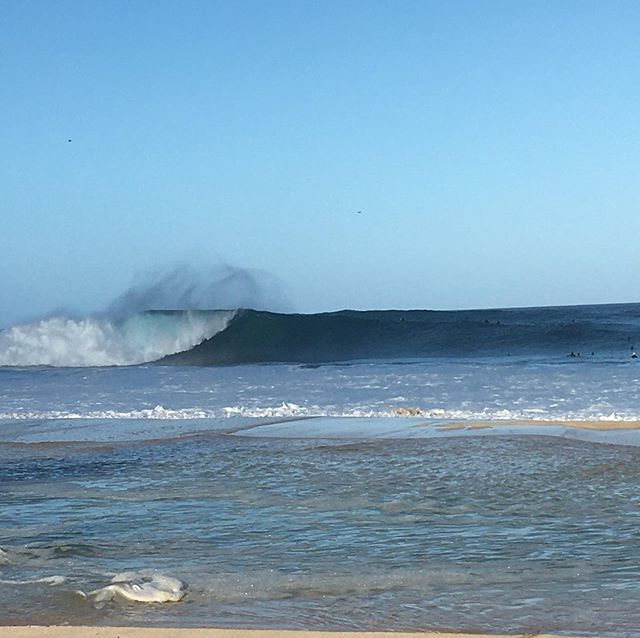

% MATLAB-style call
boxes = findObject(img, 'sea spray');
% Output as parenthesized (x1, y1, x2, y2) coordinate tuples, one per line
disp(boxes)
(0, 262, 290, 367)
(0, 310, 234, 367)
(107, 264, 290, 320)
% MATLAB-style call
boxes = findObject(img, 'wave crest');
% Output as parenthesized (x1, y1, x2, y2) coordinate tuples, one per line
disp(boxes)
(0, 310, 234, 367)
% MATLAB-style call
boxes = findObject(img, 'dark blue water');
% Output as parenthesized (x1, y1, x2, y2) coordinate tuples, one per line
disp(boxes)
(161, 304, 640, 365)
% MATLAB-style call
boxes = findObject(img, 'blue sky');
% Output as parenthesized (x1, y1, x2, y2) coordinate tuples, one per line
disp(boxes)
(2, 0, 640, 325)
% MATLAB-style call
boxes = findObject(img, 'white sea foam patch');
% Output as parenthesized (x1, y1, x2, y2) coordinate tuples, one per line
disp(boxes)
(0, 405, 216, 420)
(0, 575, 65, 586)
(0, 310, 234, 367)
(81, 572, 186, 603)
(222, 403, 640, 421)
(1, 403, 638, 422)
(223, 402, 312, 418)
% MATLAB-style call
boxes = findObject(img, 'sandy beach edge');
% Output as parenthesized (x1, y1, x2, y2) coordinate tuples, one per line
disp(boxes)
(431, 419, 640, 431)
(0, 628, 589, 638)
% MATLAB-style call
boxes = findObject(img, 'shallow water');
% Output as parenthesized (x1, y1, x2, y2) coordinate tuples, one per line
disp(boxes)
(3, 414, 640, 636)
(2, 354, 640, 635)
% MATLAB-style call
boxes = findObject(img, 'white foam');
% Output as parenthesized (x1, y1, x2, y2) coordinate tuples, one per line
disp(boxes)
(221, 403, 640, 422)
(0, 575, 65, 586)
(1, 403, 639, 422)
(0, 405, 216, 420)
(0, 310, 234, 367)
(223, 402, 309, 418)
(86, 572, 186, 603)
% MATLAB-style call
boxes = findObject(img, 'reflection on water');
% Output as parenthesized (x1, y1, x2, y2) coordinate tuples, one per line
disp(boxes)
(2, 426, 640, 636)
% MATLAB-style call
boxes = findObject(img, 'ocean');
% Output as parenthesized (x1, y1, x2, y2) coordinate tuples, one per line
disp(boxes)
(2, 303, 640, 636)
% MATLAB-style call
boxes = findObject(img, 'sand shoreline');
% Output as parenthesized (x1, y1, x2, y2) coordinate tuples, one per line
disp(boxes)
(0, 628, 587, 638)
(432, 419, 640, 431)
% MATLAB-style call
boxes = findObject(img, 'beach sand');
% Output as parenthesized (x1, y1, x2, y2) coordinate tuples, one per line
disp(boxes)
(0, 629, 585, 638)
(432, 419, 640, 431)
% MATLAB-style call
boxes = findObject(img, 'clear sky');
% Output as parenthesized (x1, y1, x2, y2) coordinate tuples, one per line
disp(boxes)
(2, 0, 640, 326)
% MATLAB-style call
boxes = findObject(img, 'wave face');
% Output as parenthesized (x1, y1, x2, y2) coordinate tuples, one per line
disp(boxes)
(0, 310, 234, 367)
(158, 304, 640, 366)
(2, 304, 639, 367)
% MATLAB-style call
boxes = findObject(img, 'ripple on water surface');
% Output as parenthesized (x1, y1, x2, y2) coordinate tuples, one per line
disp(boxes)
(2, 427, 640, 635)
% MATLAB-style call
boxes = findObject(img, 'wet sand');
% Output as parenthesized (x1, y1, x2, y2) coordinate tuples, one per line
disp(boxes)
(433, 419, 640, 431)
(1, 629, 586, 638)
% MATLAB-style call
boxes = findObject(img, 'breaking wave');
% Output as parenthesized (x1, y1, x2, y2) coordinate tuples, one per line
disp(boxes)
(0, 310, 234, 367)
(2, 303, 640, 367)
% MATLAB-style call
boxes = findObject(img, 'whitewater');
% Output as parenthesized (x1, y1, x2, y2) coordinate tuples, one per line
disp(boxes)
(0, 310, 234, 367)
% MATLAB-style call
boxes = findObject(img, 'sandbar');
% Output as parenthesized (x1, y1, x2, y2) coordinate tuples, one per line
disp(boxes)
(433, 419, 640, 431)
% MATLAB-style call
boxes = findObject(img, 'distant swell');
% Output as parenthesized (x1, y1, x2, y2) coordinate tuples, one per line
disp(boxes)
(158, 305, 640, 366)
(0, 310, 234, 367)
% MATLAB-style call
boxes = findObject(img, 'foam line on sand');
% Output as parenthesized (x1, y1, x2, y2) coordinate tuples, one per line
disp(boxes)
(0, 628, 589, 638)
